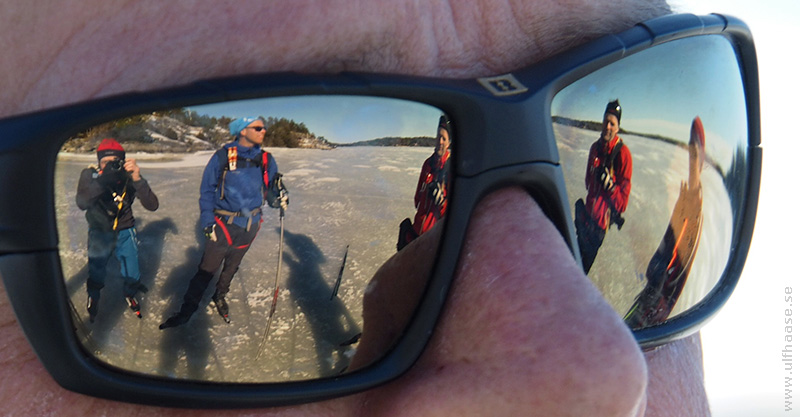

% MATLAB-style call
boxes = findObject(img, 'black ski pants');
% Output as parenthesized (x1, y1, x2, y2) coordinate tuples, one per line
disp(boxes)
(574, 199, 606, 274)
(178, 221, 260, 316)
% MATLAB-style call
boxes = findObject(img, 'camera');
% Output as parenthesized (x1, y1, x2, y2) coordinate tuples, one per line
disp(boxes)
(106, 159, 126, 172)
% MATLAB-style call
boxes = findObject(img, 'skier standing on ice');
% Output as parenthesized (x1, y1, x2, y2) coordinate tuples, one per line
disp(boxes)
(76, 138, 159, 322)
(397, 115, 452, 250)
(160, 116, 288, 329)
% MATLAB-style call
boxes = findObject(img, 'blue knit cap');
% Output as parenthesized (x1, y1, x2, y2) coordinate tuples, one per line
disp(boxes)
(229, 116, 263, 136)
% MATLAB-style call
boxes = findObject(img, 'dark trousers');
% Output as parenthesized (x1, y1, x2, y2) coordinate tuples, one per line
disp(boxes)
(177, 221, 260, 316)
(575, 199, 606, 274)
(87, 227, 141, 300)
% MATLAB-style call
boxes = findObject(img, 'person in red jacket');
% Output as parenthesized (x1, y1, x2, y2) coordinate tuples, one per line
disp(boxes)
(624, 117, 706, 328)
(397, 116, 452, 250)
(413, 116, 452, 234)
(575, 100, 633, 273)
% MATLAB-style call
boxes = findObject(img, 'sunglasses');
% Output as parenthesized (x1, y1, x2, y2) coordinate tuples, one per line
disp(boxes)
(0, 13, 760, 408)
(248, 125, 266, 131)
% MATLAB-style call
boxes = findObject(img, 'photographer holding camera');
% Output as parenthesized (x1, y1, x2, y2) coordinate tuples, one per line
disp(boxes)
(575, 100, 632, 274)
(76, 138, 159, 322)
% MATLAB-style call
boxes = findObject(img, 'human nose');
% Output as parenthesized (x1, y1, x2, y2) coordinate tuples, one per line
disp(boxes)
(375, 187, 648, 416)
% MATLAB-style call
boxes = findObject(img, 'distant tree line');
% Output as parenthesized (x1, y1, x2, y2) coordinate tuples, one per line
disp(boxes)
(262, 116, 312, 148)
(62, 108, 436, 153)
(552, 115, 679, 145)
(62, 109, 323, 152)
(336, 136, 436, 147)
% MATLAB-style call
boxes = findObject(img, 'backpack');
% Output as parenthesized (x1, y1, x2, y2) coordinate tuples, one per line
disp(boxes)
(214, 146, 284, 208)
(214, 146, 271, 201)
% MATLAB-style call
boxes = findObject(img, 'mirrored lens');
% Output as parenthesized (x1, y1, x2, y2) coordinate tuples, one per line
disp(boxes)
(55, 96, 450, 382)
(552, 35, 749, 329)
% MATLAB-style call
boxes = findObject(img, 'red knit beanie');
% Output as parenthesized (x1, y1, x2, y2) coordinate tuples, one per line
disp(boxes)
(97, 138, 126, 161)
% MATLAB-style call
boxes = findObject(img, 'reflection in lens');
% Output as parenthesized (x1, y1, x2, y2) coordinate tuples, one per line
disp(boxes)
(396, 114, 452, 251)
(622, 117, 706, 328)
(54, 96, 447, 382)
(552, 35, 749, 329)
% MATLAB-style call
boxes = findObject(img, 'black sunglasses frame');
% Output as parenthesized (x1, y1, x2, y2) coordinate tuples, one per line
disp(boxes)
(0, 13, 760, 408)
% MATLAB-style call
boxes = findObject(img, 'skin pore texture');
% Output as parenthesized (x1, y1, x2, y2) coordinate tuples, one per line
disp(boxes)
(0, 1, 710, 416)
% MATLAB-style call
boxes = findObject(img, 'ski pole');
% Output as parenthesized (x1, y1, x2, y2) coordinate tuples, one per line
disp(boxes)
(256, 204, 284, 360)
(330, 245, 349, 300)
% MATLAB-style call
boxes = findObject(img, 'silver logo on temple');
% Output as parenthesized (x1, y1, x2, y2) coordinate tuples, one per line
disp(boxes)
(478, 74, 528, 96)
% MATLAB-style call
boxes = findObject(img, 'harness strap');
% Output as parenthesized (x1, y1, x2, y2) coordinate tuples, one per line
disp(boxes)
(213, 216, 255, 249)
(213, 216, 234, 246)
(111, 177, 130, 231)
(214, 208, 262, 231)
(604, 139, 624, 172)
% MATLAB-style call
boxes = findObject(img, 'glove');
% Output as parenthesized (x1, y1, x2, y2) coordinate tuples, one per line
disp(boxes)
(279, 190, 289, 211)
(204, 225, 217, 242)
(268, 173, 289, 210)
(429, 183, 445, 208)
(600, 168, 615, 191)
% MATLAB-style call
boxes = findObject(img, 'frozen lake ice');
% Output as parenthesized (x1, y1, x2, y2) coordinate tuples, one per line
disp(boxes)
(56, 146, 433, 383)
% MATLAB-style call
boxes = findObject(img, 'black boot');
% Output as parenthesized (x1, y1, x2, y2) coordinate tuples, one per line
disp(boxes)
(160, 269, 212, 329)
(159, 301, 197, 329)
(212, 293, 230, 323)
(87, 296, 99, 323)
(159, 311, 191, 329)
(126, 296, 142, 319)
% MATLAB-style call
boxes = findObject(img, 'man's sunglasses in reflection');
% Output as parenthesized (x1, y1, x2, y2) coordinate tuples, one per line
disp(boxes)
(0, 13, 760, 408)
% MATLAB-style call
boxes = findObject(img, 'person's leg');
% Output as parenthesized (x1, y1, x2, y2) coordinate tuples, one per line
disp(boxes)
(115, 228, 141, 298)
(86, 229, 115, 320)
(159, 239, 227, 329)
(214, 223, 259, 299)
(577, 221, 605, 274)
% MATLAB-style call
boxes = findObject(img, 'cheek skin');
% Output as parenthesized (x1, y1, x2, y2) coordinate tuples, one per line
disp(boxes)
(643, 334, 710, 417)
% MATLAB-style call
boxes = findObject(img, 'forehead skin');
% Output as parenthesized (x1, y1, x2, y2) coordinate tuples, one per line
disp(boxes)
(0, 0, 669, 118)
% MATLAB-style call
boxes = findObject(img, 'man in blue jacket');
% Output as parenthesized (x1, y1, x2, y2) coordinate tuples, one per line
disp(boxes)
(160, 116, 287, 328)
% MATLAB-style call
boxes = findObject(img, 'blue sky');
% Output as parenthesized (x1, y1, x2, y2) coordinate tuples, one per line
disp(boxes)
(190, 96, 442, 143)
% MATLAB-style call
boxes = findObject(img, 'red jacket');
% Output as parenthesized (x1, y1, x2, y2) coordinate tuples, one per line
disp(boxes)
(412, 151, 450, 235)
(584, 135, 632, 230)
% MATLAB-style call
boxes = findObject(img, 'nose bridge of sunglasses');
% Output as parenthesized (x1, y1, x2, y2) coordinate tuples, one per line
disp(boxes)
(452, 97, 560, 178)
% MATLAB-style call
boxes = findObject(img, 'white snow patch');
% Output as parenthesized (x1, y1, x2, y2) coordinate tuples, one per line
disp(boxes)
(285, 168, 321, 177)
